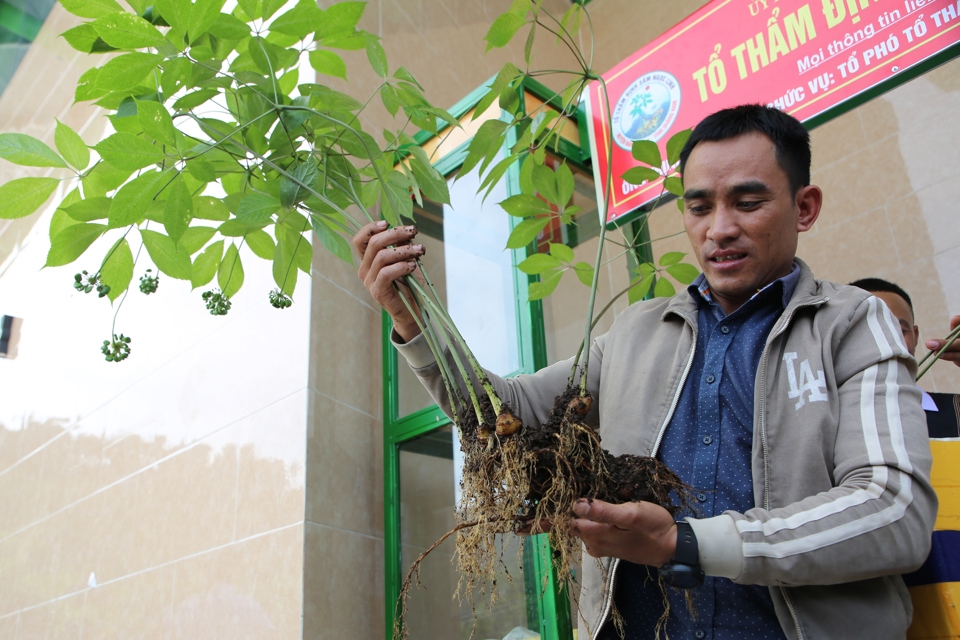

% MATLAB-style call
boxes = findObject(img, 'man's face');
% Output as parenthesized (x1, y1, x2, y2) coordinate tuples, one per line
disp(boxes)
(682, 132, 821, 314)
(873, 291, 920, 356)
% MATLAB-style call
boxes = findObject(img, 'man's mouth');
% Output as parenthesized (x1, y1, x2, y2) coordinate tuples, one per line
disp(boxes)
(710, 253, 746, 263)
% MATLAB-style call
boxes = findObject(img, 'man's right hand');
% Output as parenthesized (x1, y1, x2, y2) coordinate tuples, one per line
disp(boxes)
(926, 314, 960, 369)
(353, 221, 425, 343)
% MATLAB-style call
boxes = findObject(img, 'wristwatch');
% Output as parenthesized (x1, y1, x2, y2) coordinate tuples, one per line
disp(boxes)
(658, 520, 705, 589)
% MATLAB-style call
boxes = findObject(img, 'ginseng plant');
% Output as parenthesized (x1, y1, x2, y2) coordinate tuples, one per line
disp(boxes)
(393, 2, 704, 638)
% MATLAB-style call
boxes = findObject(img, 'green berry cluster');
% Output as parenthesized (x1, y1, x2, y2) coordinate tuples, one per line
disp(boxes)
(74, 270, 110, 298)
(202, 289, 231, 315)
(269, 289, 292, 309)
(139, 269, 159, 294)
(101, 334, 131, 362)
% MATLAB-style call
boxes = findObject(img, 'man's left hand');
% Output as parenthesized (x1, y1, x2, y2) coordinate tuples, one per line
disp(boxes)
(570, 499, 678, 567)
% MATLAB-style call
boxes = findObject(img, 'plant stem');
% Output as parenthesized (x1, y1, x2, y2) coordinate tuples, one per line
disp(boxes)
(917, 323, 960, 380)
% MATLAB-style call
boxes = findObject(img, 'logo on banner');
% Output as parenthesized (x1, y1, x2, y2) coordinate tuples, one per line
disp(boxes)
(611, 71, 681, 151)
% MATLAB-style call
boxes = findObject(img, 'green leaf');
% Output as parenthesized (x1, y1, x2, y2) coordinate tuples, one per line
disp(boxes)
(0, 133, 68, 168)
(61, 23, 115, 53)
(380, 171, 413, 225)
(315, 2, 365, 39)
(518, 253, 561, 275)
(549, 242, 574, 263)
(65, 196, 111, 222)
(154, 0, 189, 34)
(659, 251, 684, 267)
(279, 161, 318, 210)
(178, 226, 216, 254)
(269, 3, 323, 38)
(573, 261, 594, 286)
(365, 35, 388, 78)
(237, 192, 280, 224)
(163, 175, 193, 243)
(666, 128, 692, 166)
(484, 12, 526, 51)
(186, 157, 217, 183)
(262, 0, 287, 21)
(45, 223, 107, 267)
(631, 140, 662, 168)
(654, 276, 676, 298)
(311, 214, 353, 265)
(54, 120, 90, 170)
(82, 162, 132, 197)
(59, 0, 124, 19)
(245, 229, 275, 260)
(408, 150, 449, 204)
(194, 196, 230, 221)
(628, 274, 654, 304)
(379, 85, 400, 117)
(141, 228, 192, 280)
(92, 12, 166, 49)
(94, 52, 163, 92)
(528, 270, 562, 301)
(459, 119, 508, 177)
(532, 163, 559, 205)
(100, 237, 134, 302)
(173, 89, 220, 111)
(50, 208, 81, 240)
(664, 176, 684, 197)
(308, 49, 347, 80)
(188, 0, 227, 43)
(191, 239, 223, 289)
(0, 177, 60, 220)
(208, 13, 250, 40)
(136, 100, 176, 146)
(474, 62, 521, 118)
(666, 262, 700, 285)
(218, 243, 244, 297)
(108, 170, 171, 228)
(506, 217, 549, 249)
(272, 230, 299, 295)
(236, 0, 260, 20)
(622, 166, 659, 185)
(500, 194, 550, 218)
(94, 132, 164, 171)
(555, 162, 574, 206)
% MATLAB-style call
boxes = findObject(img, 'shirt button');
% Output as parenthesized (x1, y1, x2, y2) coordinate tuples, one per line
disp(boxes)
(705, 374, 716, 384)
(697, 492, 707, 502)
(720, 325, 730, 334)
(702, 435, 713, 445)
(694, 630, 706, 639)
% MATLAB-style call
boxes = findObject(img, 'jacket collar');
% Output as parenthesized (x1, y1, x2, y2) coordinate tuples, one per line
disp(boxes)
(662, 257, 828, 325)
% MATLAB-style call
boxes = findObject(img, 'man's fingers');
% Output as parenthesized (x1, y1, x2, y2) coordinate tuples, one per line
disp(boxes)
(353, 223, 419, 279)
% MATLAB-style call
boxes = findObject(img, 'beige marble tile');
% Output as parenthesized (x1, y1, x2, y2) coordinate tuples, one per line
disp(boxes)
(856, 95, 900, 142)
(885, 194, 935, 268)
(170, 525, 304, 640)
(303, 522, 384, 640)
(809, 108, 867, 169)
(81, 565, 174, 639)
(305, 390, 383, 536)
(0, 453, 43, 540)
(0, 614, 18, 638)
(234, 391, 308, 540)
(34, 429, 101, 520)
(132, 439, 238, 573)
(308, 274, 382, 414)
(45, 592, 86, 640)
(797, 206, 899, 286)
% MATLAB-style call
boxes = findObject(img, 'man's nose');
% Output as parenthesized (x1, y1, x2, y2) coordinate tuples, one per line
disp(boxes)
(707, 205, 740, 243)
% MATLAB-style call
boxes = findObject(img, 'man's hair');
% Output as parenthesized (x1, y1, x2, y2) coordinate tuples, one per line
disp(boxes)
(849, 277, 914, 312)
(678, 104, 811, 195)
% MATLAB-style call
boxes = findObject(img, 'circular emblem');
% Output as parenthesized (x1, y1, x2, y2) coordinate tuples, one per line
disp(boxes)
(612, 71, 682, 151)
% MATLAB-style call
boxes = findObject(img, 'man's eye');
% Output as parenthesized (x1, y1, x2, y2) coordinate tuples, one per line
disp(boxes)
(738, 200, 762, 210)
(687, 204, 710, 215)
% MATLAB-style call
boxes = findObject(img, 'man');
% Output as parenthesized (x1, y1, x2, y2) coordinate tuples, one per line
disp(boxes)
(354, 105, 937, 639)
(849, 277, 960, 438)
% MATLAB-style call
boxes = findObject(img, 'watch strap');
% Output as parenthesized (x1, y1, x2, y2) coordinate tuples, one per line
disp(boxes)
(673, 520, 699, 566)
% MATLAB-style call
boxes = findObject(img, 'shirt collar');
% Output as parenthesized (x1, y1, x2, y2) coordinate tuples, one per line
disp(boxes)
(689, 262, 801, 316)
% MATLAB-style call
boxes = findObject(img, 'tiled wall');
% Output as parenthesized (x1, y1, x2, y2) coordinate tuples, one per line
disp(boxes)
(0, 4, 310, 638)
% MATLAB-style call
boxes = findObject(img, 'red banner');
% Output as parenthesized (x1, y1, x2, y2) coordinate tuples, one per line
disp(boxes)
(585, 0, 960, 223)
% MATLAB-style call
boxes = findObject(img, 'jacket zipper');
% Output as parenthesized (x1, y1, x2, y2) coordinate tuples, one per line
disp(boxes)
(592, 314, 699, 640)
(757, 297, 826, 640)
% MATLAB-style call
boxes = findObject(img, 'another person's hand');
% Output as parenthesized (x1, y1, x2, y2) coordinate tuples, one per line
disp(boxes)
(570, 499, 678, 567)
(352, 221, 424, 342)
(925, 314, 960, 368)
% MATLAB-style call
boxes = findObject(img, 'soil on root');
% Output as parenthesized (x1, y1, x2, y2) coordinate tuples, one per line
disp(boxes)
(394, 386, 693, 640)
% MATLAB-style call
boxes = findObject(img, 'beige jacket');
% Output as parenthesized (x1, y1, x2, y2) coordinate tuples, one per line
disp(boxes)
(396, 259, 937, 639)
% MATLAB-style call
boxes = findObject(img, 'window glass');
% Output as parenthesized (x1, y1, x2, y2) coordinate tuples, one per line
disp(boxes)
(398, 426, 536, 638)
(396, 159, 519, 418)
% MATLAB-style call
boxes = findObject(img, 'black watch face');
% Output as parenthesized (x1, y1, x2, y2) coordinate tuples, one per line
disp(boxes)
(660, 563, 704, 589)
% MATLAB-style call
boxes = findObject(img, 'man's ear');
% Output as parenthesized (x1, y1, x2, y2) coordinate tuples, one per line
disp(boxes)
(795, 185, 822, 232)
